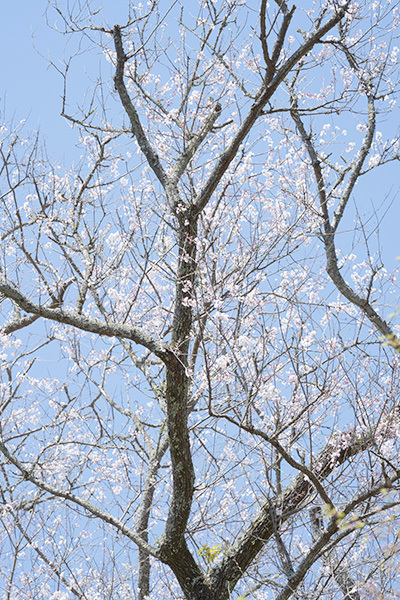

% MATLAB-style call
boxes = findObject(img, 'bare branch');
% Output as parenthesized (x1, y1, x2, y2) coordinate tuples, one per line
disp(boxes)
(168, 101, 222, 185)
(0, 280, 169, 360)
(0, 438, 160, 558)
(193, 3, 350, 215)
(208, 421, 377, 597)
(290, 91, 400, 353)
(333, 97, 376, 232)
(112, 24, 181, 212)
(310, 506, 361, 600)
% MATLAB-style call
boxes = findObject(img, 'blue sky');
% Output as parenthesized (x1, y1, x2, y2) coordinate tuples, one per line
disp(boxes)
(1, 1, 130, 161)
(1, 2, 72, 157)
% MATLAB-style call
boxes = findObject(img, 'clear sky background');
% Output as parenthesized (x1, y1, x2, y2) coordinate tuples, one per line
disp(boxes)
(1, 1, 74, 158)
(1, 1, 399, 277)
(0, 1, 130, 163)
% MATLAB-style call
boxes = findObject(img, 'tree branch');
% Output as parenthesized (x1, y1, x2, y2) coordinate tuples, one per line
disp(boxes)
(0, 279, 169, 360)
(168, 102, 222, 186)
(290, 93, 400, 353)
(332, 97, 376, 232)
(310, 506, 361, 600)
(193, 3, 349, 215)
(208, 422, 377, 599)
(0, 438, 160, 558)
(112, 25, 181, 211)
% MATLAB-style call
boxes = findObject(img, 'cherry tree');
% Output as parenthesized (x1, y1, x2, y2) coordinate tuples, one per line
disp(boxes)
(1, 1, 400, 599)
